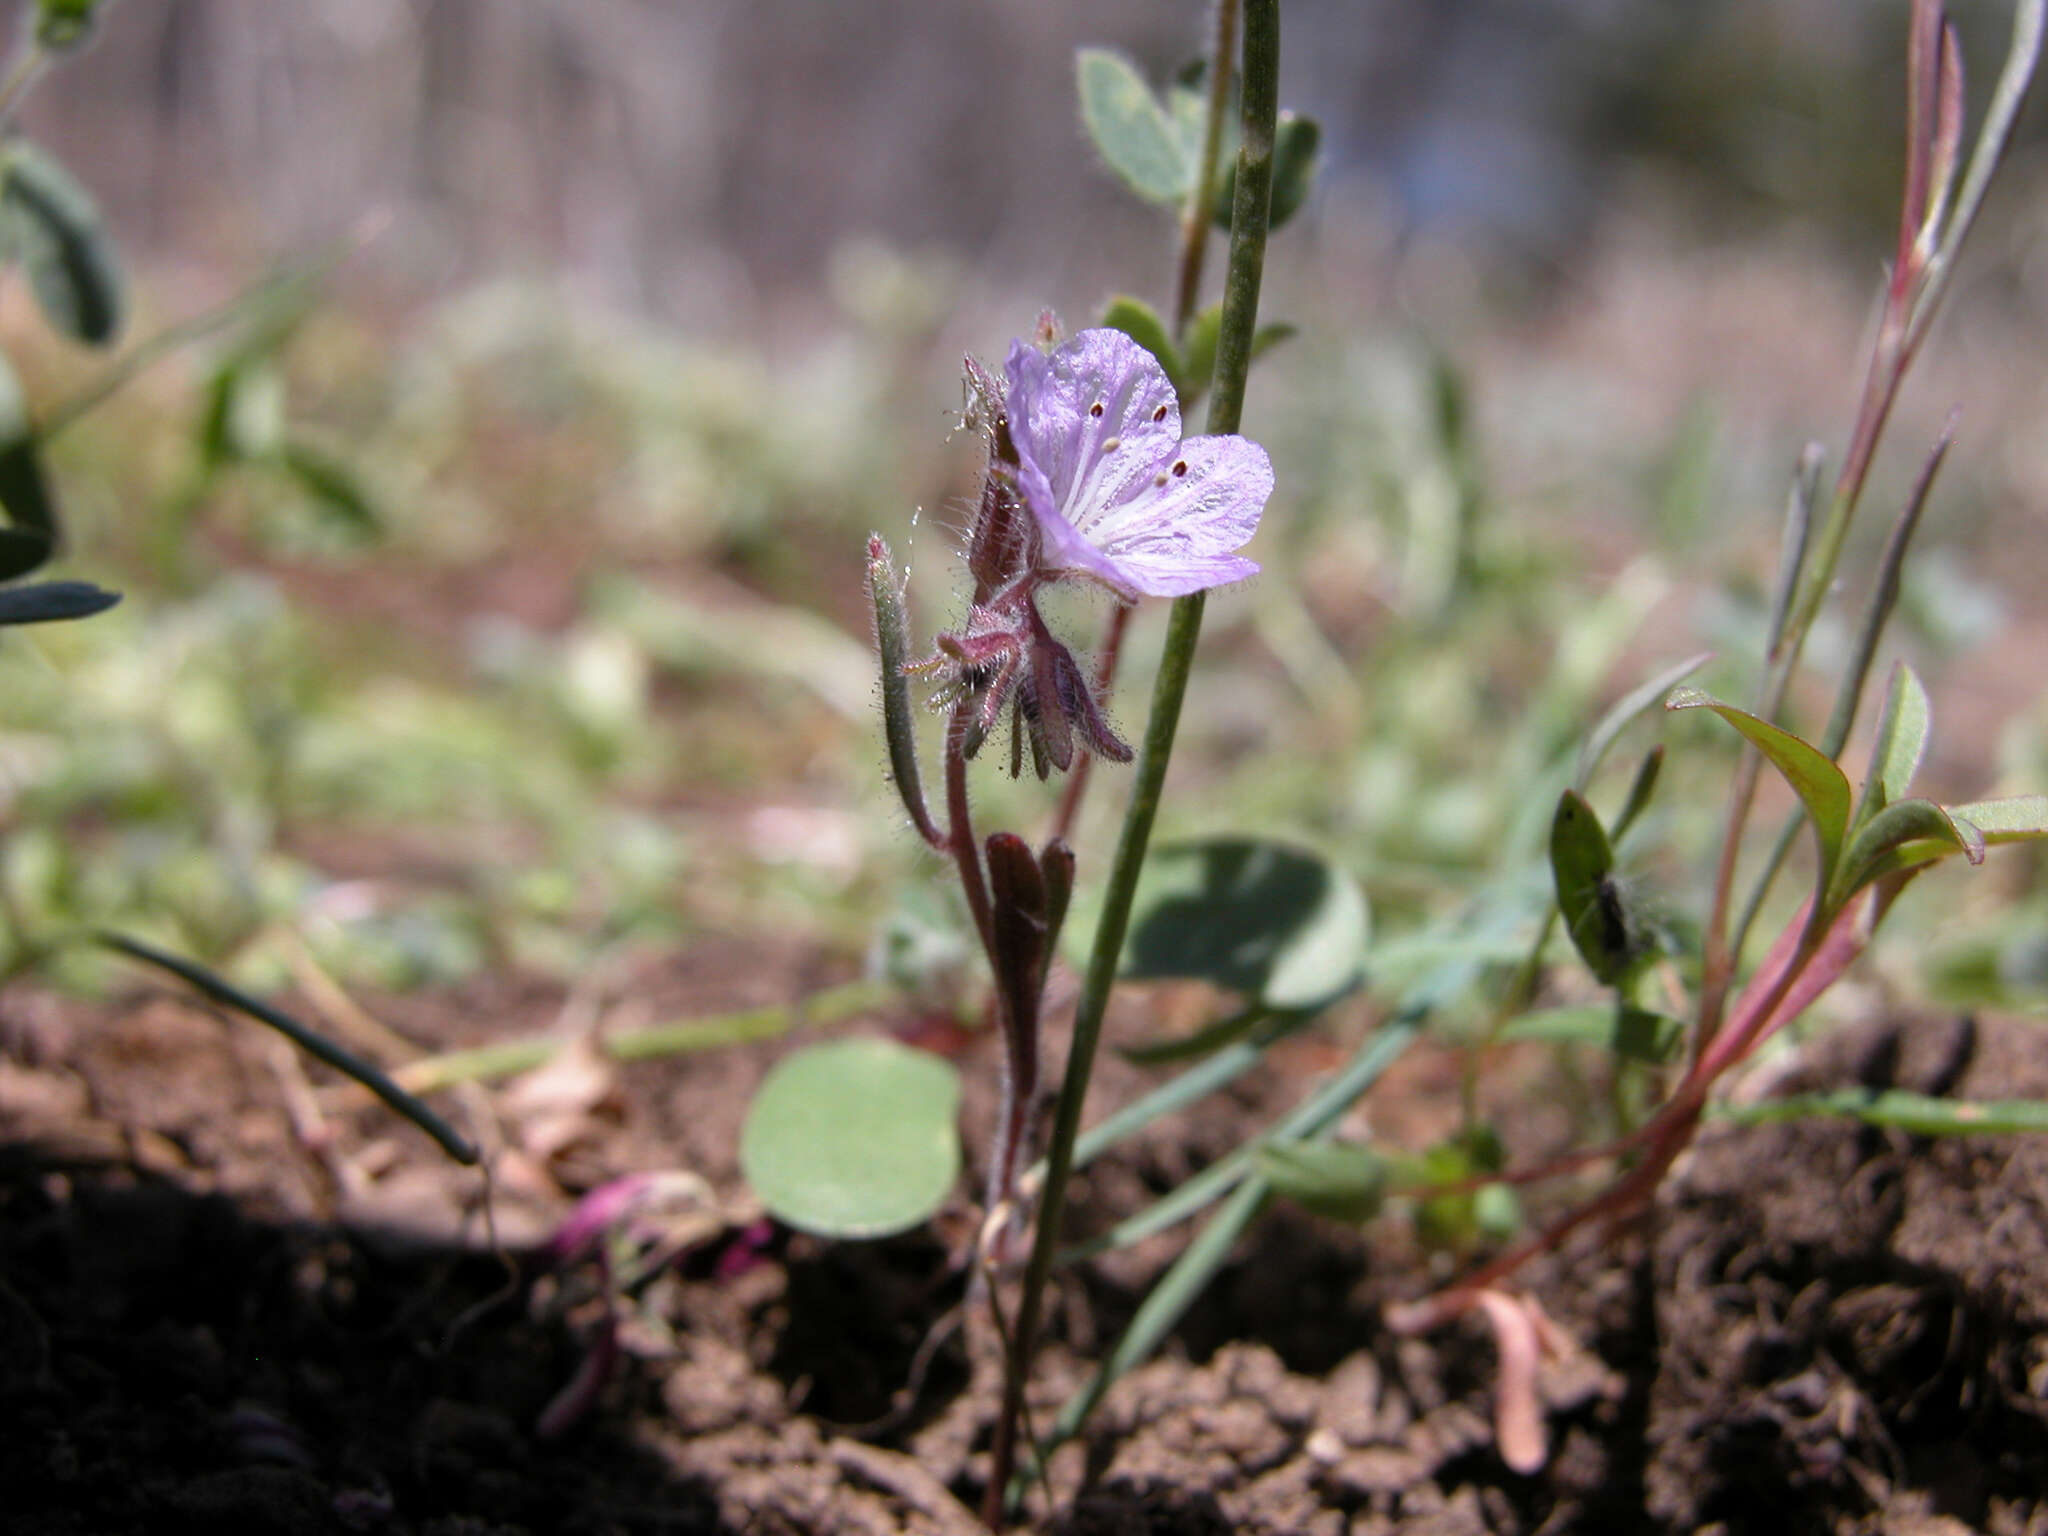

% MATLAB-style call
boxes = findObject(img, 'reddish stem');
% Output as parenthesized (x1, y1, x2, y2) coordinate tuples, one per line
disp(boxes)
(1049, 602, 1133, 841)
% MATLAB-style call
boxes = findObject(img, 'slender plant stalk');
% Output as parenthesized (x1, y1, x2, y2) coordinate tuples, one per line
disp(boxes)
(0, 37, 47, 125)
(99, 929, 478, 1165)
(982, 3, 1279, 1522)
(1171, 0, 1240, 334)
(1694, 0, 2041, 1049)
(392, 978, 891, 1093)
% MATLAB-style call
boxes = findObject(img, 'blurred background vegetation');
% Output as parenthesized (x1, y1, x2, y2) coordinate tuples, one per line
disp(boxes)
(3, 0, 2045, 1033)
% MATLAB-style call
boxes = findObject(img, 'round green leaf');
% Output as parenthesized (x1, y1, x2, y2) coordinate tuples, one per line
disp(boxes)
(740, 1037, 961, 1239)
(0, 140, 123, 346)
(1118, 836, 1368, 1011)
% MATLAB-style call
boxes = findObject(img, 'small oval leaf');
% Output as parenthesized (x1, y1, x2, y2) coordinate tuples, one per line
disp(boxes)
(1075, 49, 1190, 206)
(1117, 836, 1368, 1011)
(740, 1038, 961, 1239)
(1551, 790, 1634, 985)
(1, 140, 123, 346)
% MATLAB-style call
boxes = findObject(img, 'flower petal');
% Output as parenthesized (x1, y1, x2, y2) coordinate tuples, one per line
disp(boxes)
(1082, 433, 1272, 596)
(1007, 330, 1182, 533)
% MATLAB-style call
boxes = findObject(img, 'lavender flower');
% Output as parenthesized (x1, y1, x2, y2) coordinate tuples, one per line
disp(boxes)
(909, 325, 1274, 777)
(1007, 328, 1272, 600)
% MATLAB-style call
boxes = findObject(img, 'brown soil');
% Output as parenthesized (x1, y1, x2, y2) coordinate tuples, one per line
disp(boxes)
(4, 969, 2047, 1536)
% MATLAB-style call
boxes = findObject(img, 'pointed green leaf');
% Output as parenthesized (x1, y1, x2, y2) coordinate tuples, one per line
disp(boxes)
(1833, 796, 1984, 906)
(1945, 795, 2048, 843)
(1113, 836, 1368, 1011)
(1667, 686, 1852, 884)
(1075, 49, 1190, 206)
(1213, 112, 1322, 230)
(1551, 790, 1634, 985)
(1499, 1003, 1685, 1064)
(1719, 1087, 2048, 1136)
(1859, 661, 1931, 824)
(0, 579, 118, 625)
(0, 140, 123, 346)
(1575, 651, 1712, 788)
(1257, 1140, 1388, 1223)
(740, 1037, 961, 1239)
(1609, 746, 1666, 843)
(1250, 321, 1297, 364)
(1099, 295, 1180, 387)
(279, 439, 381, 538)
(1270, 111, 1321, 227)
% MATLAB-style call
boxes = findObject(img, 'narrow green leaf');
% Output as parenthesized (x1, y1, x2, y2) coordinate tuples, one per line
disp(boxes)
(1257, 1140, 1387, 1223)
(1075, 49, 1190, 205)
(1859, 661, 1931, 824)
(1575, 651, 1712, 788)
(1099, 295, 1179, 389)
(866, 535, 940, 849)
(1119, 1003, 1272, 1065)
(0, 140, 123, 346)
(1718, 1086, 2048, 1136)
(1180, 304, 1221, 404)
(279, 440, 381, 537)
(1113, 836, 1368, 1011)
(98, 930, 476, 1165)
(1609, 746, 1665, 843)
(0, 579, 118, 625)
(1499, 1003, 1685, 1064)
(739, 1037, 960, 1239)
(1551, 790, 1633, 985)
(197, 361, 244, 470)
(1666, 686, 1853, 884)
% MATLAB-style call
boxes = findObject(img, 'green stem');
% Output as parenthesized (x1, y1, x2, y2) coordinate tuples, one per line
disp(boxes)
(1172, 0, 1240, 334)
(983, 5, 1279, 1520)
(0, 40, 47, 125)
(392, 978, 890, 1094)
